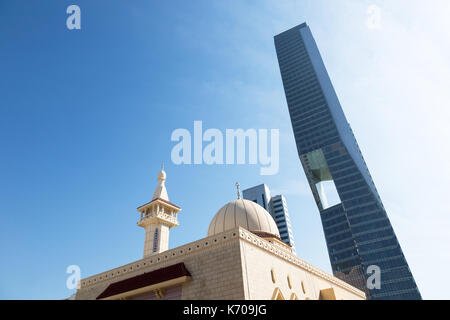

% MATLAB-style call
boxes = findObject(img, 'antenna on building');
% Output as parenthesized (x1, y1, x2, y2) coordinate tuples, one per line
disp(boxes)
(236, 182, 241, 199)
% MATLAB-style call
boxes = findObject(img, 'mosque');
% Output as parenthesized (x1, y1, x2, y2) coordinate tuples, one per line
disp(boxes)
(73, 168, 365, 300)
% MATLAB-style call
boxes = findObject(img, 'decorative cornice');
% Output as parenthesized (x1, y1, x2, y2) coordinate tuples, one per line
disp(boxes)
(137, 197, 181, 211)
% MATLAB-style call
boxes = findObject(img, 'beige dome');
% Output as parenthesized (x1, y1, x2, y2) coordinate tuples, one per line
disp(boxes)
(207, 199, 280, 237)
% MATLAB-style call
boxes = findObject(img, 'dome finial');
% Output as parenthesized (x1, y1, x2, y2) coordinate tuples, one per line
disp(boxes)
(236, 182, 241, 199)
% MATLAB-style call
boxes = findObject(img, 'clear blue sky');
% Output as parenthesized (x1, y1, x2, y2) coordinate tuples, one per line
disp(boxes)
(1, 0, 449, 299)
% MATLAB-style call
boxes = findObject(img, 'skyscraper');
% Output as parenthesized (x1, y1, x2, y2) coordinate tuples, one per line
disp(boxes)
(242, 184, 296, 255)
(274, 23, 421, 299)
(242, 184, 271, 211)
(270, 194, 296, 254)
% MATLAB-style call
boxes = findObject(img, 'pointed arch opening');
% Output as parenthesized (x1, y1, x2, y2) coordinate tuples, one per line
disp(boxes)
(271, 287, 285, 300)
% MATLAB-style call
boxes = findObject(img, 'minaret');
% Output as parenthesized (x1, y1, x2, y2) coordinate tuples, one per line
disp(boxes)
(137, 165, 181, 258)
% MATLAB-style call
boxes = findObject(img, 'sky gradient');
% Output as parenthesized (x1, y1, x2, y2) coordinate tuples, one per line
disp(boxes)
(1, 0, 449, 299)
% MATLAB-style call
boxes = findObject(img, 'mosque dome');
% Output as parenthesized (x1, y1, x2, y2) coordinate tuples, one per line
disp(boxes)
(207, 199, 280, 237)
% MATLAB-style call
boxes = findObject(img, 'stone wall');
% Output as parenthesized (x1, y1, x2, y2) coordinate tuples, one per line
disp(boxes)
(75, 229, 245, 300)
(238, 228, 365, 300)
(75, 227, 364, 300)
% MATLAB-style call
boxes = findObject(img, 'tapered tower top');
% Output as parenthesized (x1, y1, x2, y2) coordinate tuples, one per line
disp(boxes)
(152, 163, 169, 201)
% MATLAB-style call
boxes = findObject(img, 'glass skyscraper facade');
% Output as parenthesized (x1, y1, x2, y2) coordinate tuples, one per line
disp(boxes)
(242, 184, 296, 255)
(270, 194, 296, 254)
(274, 23, 421, 299)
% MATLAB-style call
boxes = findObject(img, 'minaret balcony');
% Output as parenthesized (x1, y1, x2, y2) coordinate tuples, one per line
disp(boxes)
(137, 211, 179, 228)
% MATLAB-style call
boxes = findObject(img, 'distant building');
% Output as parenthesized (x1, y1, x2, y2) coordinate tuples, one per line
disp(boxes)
(242, 183, 272, 211)
(242, 184, 296, 254)
(270, 195, 296, 253)
(73, 169, 364, 300)
(274, 22, 421, 299)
